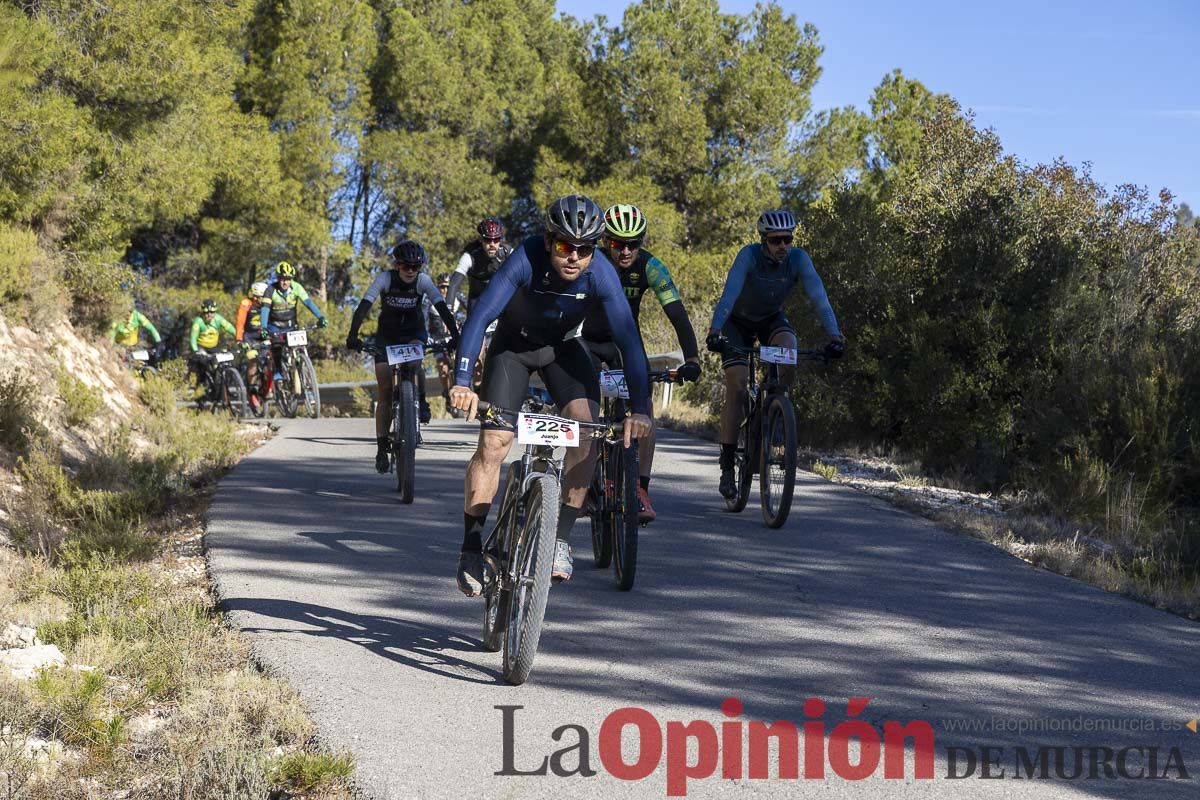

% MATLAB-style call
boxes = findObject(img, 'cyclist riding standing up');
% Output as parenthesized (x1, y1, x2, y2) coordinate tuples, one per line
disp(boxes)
(261, 261, 329, 383)
(706, 210, 846, 499)
(582, 203, 702, 523)
(188, 299, 237, 394)
(235, 281, 269, 412)
(346, 241, 460, 473)
(449, 194, 653, 596)
(447, 217, 512, 313)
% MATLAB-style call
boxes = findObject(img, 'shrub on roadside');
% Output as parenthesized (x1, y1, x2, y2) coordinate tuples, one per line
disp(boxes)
(0, 368, 43, 455)
(55, 366, 104, 428)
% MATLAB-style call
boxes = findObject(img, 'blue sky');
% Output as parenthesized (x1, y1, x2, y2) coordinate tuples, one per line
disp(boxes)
(555, 0, 1198, 209)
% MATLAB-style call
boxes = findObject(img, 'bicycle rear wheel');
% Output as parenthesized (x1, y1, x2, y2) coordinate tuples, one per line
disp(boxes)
(221, 368, 248, 420)
(503, 473, 559, 685)
(395, 380, 416, 502)
(760, 393, 798, 529)
(298, 350, 321, 418)
(589, 477, 612, 568)
(726, 397, 754, 512)
(611, 442, 640, 591)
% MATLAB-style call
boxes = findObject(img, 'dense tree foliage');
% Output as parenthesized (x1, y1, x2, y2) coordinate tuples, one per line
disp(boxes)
(1, 0, 1196, 563)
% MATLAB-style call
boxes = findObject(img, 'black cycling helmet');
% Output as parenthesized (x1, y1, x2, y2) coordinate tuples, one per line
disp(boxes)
(201, 298, 218, 314)
(477, 217, 505, 240)
(390, 239, 427, 267)
(545, 194, 605, 244)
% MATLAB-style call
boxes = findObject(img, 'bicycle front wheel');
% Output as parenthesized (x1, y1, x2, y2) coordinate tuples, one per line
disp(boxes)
(274, 358, 298, 418)
(221, 368, 248, 420)
(611, 442, 640, 591)
(760, 393, 798, 529)
(298, 350, 321, 418)
(395, 380, 416, 502)
(503, 473, 559, 685)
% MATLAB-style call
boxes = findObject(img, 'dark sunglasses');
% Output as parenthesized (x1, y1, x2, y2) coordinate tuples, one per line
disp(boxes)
(482, 237, 503, 244)
(552, 240, 595, 258)
(396, 262, 421, 271)
(766, 235, 793, 246)
(609, 238, 643, 253)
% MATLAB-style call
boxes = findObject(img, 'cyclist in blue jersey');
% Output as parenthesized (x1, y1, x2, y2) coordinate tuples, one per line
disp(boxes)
(449, 195, 654, 596)
(582, 203, 702, 523)
(705, 210, 846, 499)
(347, 240, 460, 472)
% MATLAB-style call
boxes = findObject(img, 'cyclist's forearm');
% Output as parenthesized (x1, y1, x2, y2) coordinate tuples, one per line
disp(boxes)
(435, 302, 459, 341)
(348, 299, 371, 339)
(447, 272, 465, 303)
(662, 300, 699, 361)
(303, 298, 323, 319)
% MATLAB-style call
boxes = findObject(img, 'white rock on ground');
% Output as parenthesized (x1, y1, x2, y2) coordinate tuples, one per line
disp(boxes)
(0, 623, 40, 649)
(0, 644, 66, 679)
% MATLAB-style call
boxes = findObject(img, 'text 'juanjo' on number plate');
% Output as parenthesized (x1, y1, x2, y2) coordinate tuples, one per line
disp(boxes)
(517, 413, 580, 447)
(760, 345, 797, 364)
(386, 343, 425, 365)
(599, 370, 629, 399)
(286, 329, 308, 347)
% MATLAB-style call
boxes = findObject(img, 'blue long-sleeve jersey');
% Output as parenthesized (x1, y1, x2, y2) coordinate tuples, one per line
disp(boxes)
(710, 244, 841, 337)
(455, 236, 652, 415)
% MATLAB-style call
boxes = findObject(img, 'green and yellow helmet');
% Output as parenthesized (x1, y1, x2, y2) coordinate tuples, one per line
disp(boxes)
(275, 261, 297, 279)
(604, 204, 647, 239)
(200, 298, 218, 314)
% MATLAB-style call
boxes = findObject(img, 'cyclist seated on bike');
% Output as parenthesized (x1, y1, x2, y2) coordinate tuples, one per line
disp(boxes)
(449, 194, 653, 596)
(260, 260, 329, 379)
(426, 274, 463, 413)
(346, 240, 461, 473)
(235, 281, 269, 412)
(581, 203, 702, 523)
(705, 210, 846, 499)
(188, 299, 237, 394)
(110, 301, 162, 355)
(447, 217, 512, 314)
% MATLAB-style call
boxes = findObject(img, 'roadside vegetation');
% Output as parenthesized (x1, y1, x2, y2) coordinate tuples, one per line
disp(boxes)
(0, 364, 354, 798)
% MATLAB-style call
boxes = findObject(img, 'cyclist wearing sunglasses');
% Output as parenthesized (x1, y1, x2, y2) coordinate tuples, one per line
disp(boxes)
(581, 203, 702, 523)
(449, 194, 653, 596)
(347, 240, 460, 472)
(705, 210, 846, 499)
(447, 217, 512, 313)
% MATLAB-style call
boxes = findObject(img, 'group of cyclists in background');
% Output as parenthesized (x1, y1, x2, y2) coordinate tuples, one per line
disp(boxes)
(110, 196, 846, 608)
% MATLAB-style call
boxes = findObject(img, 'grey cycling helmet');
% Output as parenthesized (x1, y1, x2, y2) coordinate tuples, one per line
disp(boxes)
(756, 210, 797, 235)
(545, 194, 606, 244)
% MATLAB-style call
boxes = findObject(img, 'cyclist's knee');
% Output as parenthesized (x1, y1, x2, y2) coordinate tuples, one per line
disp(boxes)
(559, 397, 597, 423)
(476, 430, 513, 465)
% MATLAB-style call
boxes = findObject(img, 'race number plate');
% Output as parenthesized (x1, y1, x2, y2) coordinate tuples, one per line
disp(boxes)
(386, 343, 425, 365)
(599, 370, 629, 399)
(214, 352, 235, 364)
(286, 329, 308, 347)
(131, 349, 150, 362)
(760, 346, 797, 365)
(517, 413, 580, 448)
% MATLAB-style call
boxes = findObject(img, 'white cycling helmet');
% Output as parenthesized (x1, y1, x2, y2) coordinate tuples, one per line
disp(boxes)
(756, 210, 797, 235)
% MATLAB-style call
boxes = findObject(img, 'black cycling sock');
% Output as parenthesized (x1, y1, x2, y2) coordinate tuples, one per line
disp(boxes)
(376, 436, 389, 449)
(719, 443, 735, 470)
(556, 504, 581, 543)
(462, 512, 487, 553)
(639, 475, 650, 491)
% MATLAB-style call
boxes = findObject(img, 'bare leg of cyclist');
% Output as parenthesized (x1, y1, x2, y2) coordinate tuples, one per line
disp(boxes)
(458, 428, 514, 595)
(769, 328, 799, 387)
(718, 364, 749, 497)
(637, 407, 658, 522)
(552, 397, 599, 581)
(373, 362, 392, 472)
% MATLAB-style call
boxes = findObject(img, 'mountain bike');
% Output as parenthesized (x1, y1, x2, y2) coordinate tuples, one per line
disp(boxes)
(478, 403, 622, 684)
(121, 345, 158, 380)
(238, 339, 271, 418)
(268, 325, 320, 419)
(195, 349, 248, 420)
(358, 338, 427, 502)
(588, 368, 680, 590)
(724, 345, 829, 528)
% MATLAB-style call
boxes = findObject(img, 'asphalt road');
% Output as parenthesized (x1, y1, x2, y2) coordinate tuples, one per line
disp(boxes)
(207, 417, 1200, 800)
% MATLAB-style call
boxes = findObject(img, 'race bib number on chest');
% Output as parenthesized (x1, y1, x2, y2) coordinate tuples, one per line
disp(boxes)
(286, 329, 308, 347)
(760, 346, 797, 365)
(516, 413, 580, 447)
(131, 349, 150, 362)
(386, 343, 425, 365)
(599, 370, 629, 399)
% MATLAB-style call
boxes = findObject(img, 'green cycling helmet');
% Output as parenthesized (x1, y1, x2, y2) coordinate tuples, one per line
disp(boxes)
(275, 261, 297, 279)
(604, 204, 647, 239)
(201, 299, 218, 314)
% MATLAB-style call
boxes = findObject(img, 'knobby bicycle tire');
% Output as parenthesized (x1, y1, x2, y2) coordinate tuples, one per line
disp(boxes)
(727, 396, 754, 512)
(760, 393, 798, 529)
(396, 380, 416, 502)
(221, 367, 249, 420)
(298, 350, 321, 418)
(274, 354, 298, 418)
(612, 442, 640, 590)
(503, 473, 559, 685)
(589, 478, 612, 569)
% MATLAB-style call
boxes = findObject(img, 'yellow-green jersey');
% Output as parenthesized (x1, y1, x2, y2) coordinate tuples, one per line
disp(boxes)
(110, 310, 161, 347)
(190, 314, 236, 352)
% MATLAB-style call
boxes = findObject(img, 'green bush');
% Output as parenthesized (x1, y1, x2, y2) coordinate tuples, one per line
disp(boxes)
(55, 366, 104, 428)
(0, 368, 42, 454)
(0, 221, 38, 308)
(270, 750, 355, 794)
